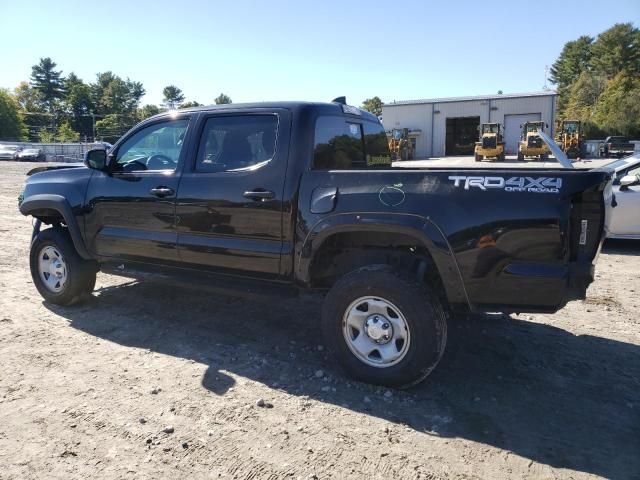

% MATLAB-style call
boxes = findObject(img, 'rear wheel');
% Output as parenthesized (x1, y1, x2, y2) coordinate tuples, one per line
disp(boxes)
(30, 227, 97, 306)
(517, 151, 524, 161)
(321, 265, 447, 388)
(475, 153, 483, 162)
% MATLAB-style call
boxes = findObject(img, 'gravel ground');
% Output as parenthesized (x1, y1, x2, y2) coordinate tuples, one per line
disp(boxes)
(0, 161, 638, 480)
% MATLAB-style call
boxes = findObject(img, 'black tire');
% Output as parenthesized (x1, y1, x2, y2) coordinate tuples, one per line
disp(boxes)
(498, 152, 505, 162)
(517, 151, 524, 162)
(30, 227, 97, 306)
(475, 153, 483, 162)
(321, 265, 447, 388)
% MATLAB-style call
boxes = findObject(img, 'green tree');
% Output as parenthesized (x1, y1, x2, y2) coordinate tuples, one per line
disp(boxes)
(14, 81, 44, 112)
(214, 93, 232, 105)
(180, 100, 202, 109)
(361, 96, 383, 117)
(91, 72, 145, 115)
(14, 81, 47, 141)
(38, 129, 55, 143)
(590, 23, 640, 78)
(95, 114, 134, 143)
(162, 85, 185, 109)
(0, 90, 27, 141)
(63, 73, 94, 138)
(137, 104, 161, 121)
(563, 72, 608, 137)
(549, 36, 593, 116)
(593, 73, 640, 137)
(30, 57, 65, 113)
(56, 121, 80, 142)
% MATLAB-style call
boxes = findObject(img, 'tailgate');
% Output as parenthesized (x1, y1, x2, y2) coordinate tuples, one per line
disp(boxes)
(565, 169, 613, 298)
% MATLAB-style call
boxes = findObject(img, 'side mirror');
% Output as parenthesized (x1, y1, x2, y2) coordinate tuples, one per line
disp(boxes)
(619, 175, 639, 188)
(84, 148, 108, 170)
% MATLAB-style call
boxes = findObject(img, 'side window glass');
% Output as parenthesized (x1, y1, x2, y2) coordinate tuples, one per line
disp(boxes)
(196, 115, 278, 172)
(114, 119, 189, 172)
(363, 121, 392, 167)
(313, 116, 365, 169)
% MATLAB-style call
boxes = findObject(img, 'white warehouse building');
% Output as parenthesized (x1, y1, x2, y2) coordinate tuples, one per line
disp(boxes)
(381, 91, 557, 159)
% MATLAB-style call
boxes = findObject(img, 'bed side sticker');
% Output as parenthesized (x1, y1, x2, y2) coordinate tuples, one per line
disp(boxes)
(448, 176, 562, 193)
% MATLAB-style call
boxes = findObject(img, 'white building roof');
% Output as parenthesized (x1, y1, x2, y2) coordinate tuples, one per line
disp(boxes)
(384, 91, 557, 107)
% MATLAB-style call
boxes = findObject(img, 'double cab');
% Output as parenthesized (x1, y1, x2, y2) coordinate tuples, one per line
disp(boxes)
(19, 100, 612, 387)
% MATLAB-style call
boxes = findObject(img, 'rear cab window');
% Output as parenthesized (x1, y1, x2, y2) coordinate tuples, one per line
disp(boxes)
(313, 116, 391, 169)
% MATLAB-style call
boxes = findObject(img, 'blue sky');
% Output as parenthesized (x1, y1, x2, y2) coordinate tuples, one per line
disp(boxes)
(1, 0, 638, 107)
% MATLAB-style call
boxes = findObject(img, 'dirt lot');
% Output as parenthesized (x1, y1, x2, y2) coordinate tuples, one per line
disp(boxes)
(0, 161, 638, 480)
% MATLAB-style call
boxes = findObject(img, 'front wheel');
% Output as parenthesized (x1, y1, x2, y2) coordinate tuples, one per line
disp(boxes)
(321, 265, 447, 388)
(30, 227, 97, 306)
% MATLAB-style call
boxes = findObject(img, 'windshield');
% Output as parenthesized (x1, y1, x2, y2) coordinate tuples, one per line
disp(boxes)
(564, 123, 578, 134)
(482, 124, 499, 133)
(526, 123, 543, 133)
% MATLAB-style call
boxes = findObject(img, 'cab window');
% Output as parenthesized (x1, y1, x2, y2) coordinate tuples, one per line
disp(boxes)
(313, 116, 365, 169)
(195, 115, 278, 172)
(363, 121, 392, 167)
(313, 116, 391, 169)
(114, 119, 189, 172)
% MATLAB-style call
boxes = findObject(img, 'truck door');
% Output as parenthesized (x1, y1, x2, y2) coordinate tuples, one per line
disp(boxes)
(83, 115, 192, 263)
(175, 110, 290, 279)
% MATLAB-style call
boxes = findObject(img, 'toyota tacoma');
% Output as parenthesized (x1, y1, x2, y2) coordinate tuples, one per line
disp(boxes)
(19, 100, 613, 387)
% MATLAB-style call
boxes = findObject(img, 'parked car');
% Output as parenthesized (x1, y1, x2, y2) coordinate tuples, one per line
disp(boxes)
(599, 136, 635, 158)
(18, 100, 613, 387)
(607, 154, 640, 239)
(17, 147, 45, 162)
(0, 144, 23, 160)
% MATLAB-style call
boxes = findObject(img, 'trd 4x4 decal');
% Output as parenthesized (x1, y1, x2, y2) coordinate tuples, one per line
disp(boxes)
(448, 176, 562, 193)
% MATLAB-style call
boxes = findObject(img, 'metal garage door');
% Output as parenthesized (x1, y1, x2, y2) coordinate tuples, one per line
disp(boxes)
(504, 113, 541, 155)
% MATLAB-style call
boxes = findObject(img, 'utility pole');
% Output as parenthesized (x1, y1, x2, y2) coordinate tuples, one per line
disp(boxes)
(543, 65, 549, 90)
(91, 113, 96, 142)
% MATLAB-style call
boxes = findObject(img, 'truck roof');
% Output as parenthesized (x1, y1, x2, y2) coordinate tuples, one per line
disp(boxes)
(149, 101, 380, 122)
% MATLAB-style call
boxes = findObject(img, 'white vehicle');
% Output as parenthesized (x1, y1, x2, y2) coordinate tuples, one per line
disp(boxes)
(607, 154, 640, 239)
(0, 144, 22, 160)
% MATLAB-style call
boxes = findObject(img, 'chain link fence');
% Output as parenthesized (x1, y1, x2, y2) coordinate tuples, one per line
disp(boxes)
(0, 141, 110, 162)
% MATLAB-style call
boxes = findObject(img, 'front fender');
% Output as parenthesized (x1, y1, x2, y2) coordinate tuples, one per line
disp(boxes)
(19, 194, 92, 259)
(297, 212, 470, 307)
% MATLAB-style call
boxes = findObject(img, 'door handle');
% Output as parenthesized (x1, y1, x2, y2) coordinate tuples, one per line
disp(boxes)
(150, 186, 175, 198)
(243, 190, 275, 201)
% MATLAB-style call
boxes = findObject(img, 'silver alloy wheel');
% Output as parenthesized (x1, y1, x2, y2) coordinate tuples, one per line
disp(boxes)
(38, 245, 68, 293)
(342, 296, 411, 368)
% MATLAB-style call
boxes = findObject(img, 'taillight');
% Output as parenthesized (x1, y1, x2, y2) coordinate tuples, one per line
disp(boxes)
(569, 187, 605, 262)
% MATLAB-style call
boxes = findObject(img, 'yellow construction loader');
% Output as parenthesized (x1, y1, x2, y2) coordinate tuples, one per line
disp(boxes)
(555, 120, 582, 159)
(518, 121, 550, 161)
(474, 123, 505, 162)
(388, 128, 414, 161)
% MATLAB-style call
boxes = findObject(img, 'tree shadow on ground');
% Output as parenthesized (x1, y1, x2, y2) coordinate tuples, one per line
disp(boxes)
(48, 281, 640, 480)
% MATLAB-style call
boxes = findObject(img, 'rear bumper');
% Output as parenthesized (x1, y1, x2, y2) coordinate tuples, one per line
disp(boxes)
(469, 260, 596, 313)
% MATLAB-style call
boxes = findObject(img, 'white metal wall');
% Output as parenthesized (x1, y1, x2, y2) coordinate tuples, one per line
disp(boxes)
(382, 94, 556, 158)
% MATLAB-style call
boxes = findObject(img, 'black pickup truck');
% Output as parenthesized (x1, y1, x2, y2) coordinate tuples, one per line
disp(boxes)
(599, 136, 635, 158)
(19, 100, 612, 387)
